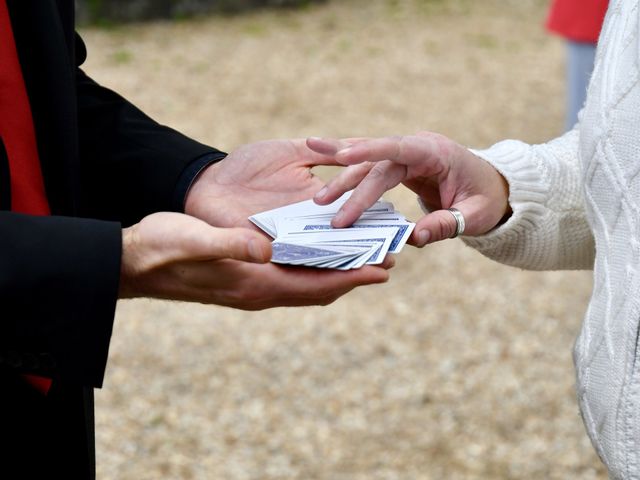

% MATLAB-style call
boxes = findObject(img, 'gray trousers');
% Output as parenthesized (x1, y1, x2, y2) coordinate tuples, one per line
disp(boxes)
(565, 40, 597, 131)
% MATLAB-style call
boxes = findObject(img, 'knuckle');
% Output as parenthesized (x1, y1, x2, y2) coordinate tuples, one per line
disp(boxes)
(236, 232, 261, 260)
(334, 173, 353, 190)
(432, 134, 456, 158)
(345, 197, 366, 213)
(367, 165, 386, 180)
(421, 131, 444, 142)
(220, 236, 239, 259)
(396, 138, 406, 157)
(357, 161, 375, 174)
(435, 215, 455, 240)
(392, 137, 404, 161)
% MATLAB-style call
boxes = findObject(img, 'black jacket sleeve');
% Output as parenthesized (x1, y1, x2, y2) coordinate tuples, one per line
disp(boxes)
(0, 212, 121, 387)
(76, 68, 227, 226)
(0, 29, 226, 388)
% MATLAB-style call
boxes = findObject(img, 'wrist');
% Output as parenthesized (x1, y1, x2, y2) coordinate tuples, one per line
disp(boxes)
(119, 226, 139, 299)
(183, 160, 224, 220)
(177, 153, 227, 214)
(496, 173, 512, 226)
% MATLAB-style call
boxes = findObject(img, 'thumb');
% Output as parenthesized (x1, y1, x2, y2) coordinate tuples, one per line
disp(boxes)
(206, 227, 273, 263)
(410, 208, 465, 246)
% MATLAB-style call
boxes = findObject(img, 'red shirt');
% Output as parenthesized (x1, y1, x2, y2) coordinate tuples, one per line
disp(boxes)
(0, 0, 50, 215)
(546, 0, 609, 43)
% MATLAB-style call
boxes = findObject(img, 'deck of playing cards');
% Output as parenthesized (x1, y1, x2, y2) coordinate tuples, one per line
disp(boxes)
(249, 191, 415, 270)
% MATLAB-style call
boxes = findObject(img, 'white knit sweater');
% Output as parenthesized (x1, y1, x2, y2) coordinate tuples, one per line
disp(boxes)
(461, 1, 640, 477)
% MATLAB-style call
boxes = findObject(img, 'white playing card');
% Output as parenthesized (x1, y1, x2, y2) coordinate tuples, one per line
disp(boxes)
(249, 191, 353, 238)
(249, 190, 415, 270)
(278, 228, 397, 265)
(276, 218, 414, 254)
(271, 242, 353, 265)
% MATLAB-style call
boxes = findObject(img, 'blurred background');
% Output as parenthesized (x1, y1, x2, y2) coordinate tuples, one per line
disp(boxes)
(79, 0, 606, 478)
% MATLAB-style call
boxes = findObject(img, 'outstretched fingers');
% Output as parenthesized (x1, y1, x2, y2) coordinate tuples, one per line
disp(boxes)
(306, 137, 371, 157)
(314, 163, 374, 205)
(330, 161, 407, 228)
(335, 135, 455, 182)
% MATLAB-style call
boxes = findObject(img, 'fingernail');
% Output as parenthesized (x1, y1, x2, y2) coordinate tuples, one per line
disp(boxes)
(315, 186, 328, 200)
(248, 239, 265, 262)
(337, 146, 352, 155)
(417, 230, 431, 246)
(308, 136, 322, 142)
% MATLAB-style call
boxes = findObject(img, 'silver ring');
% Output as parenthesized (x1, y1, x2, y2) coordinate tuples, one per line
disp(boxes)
(447, 208, 465, 238)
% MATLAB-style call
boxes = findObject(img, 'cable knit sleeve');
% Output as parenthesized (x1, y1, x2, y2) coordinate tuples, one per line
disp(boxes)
(459, 128, 595, 270)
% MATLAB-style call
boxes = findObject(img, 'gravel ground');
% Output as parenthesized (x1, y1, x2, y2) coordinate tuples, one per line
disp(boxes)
(80, 0, 607, 478)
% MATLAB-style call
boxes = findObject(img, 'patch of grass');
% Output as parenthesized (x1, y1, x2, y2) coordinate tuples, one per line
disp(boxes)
(243, 21, 269, 36)
(414, 0, 472, 16)
(111, 49, 133, 64)
(466, 33, 499, 50)
(320, 14, 338, 32)
(423, 38, 441, 54)
(276, 12, 303, 30)
(171, 11, 192, 22)
(385, 0, 402, 18)
(337, 37, 351, 53)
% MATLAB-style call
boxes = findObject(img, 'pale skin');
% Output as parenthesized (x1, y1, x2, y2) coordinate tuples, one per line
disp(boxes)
(119, 139, 393, 310)
(306, 132, 512, 246)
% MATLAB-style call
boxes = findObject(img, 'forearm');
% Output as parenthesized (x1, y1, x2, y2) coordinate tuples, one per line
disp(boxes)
(462, 129, 595, 270)
(75, 69, 225, 225)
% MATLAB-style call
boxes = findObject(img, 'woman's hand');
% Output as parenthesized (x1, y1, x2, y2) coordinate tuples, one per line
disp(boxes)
(307, 132, 511, 246)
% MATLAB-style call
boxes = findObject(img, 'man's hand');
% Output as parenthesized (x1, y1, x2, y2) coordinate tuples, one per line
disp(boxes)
(184, 139, 336, 229)
(307, 133, 511, 246)
(119, 212, 392, 310)
(125, 139, 395, 310)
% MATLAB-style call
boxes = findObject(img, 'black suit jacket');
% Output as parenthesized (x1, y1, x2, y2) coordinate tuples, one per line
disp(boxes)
(1, 1, 226, 477)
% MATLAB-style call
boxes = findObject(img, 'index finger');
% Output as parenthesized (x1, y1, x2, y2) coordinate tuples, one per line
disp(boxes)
(305, 137, 372, 158)
(331, 161, 406, 228)
(336, 134, 453, 179)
